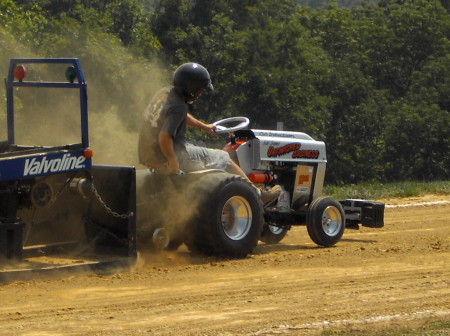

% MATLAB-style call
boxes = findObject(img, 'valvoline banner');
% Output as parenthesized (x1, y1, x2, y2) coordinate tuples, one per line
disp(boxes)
(0, 150, 92, 181)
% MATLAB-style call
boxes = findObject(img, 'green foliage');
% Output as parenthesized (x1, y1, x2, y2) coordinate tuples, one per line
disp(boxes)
(295, 0, 379, 8)
(318, 317, 450, 336)
(324, 180, 450, 200)
(13, 0, 161, 57)
(0, 0, 47, 43)
(383, 102, 449, 181)
(1, 0, 449, 183)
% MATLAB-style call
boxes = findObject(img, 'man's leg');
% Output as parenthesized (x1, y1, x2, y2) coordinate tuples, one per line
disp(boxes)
(227, 156, 281, 204)
(227, 160, 250, 180)
(187, 145, 281, 203)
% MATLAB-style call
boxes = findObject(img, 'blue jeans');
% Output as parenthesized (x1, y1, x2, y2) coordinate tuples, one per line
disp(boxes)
(179, 144, 233, 172)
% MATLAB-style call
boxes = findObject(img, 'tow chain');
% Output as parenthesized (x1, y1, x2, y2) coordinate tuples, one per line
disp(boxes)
(91, 183, 134, 219)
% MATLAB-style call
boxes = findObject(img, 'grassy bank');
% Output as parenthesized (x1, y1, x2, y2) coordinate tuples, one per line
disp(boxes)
(320, 318, 450, 336)
(324, 180, 450, 200)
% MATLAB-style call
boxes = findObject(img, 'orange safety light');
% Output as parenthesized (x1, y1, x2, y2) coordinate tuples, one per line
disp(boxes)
(83, 148, 94, 158)
(14, 65, 27, 81)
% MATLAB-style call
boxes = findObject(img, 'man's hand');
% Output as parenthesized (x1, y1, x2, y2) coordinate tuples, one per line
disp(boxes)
(203, 123, 217, 136)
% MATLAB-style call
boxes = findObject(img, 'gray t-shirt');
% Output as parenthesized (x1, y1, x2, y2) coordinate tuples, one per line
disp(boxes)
(138, 87, 188, 164)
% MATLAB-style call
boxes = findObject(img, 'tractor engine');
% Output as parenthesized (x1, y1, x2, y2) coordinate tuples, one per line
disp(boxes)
(224, 129, 327, 213)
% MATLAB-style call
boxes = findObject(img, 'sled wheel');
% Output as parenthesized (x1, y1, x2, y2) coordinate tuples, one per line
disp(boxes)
(306, 196, 345, 247)
(152, 228, 170, 250)
(186, 175, 263, 258)
(260, 224, 288, 244)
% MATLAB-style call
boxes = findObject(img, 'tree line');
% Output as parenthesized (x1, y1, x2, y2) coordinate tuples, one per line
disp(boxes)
(0, 0, 448, 185)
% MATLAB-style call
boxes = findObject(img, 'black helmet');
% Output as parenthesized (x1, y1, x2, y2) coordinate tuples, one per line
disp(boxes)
(173, 62, 214, 101)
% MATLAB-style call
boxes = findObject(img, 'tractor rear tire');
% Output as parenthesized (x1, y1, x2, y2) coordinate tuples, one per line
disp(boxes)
(185, 174, 263, 258)
(306, 196, 345, 247)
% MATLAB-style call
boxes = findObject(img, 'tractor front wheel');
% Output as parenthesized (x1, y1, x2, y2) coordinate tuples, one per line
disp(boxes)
(306, 196, 345, 247)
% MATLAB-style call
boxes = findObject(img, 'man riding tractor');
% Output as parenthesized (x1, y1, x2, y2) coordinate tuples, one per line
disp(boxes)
(138, 62, 280, 203)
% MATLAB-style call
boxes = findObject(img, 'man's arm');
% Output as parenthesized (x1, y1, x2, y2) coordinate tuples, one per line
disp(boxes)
(159, 130, 179, 174)
(187, 113, 217, 135)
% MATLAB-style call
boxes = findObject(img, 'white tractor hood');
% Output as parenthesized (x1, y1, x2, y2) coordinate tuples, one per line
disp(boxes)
(249, 129, 327, 163)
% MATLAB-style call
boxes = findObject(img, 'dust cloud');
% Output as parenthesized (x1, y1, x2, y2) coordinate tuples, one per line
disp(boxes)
(0, 34, 213, 271)
(85, 58, 169, 167)
(136, 170, 206, 243)
(89, 109, 141, 167)
(1, 41, 168, 169)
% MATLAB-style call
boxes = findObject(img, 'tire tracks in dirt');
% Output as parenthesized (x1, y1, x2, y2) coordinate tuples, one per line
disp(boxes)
(0, 197, 449, 335)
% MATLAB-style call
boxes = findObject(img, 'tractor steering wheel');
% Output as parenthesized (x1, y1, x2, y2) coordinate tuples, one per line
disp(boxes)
(213, 117, 250, 134)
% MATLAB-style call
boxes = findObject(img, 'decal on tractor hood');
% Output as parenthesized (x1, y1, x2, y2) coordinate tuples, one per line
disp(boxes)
(267, 143, 320, 160)
(24, 153, 86, 176)
(257, 131, 295, 138)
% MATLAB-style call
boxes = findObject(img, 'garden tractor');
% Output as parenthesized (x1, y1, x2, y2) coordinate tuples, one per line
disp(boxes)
(136, 117, 385, 255)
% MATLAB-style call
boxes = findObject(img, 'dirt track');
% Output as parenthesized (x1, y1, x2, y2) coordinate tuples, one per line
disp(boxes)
(0, 195, 449, 336)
